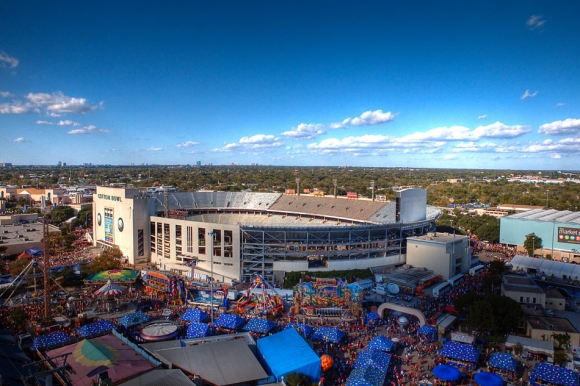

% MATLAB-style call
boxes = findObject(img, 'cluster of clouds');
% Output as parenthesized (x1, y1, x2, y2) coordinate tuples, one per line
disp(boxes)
(0, 91, 102, 116)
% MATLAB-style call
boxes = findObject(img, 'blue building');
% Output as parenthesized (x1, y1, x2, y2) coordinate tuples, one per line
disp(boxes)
(500, 209, 580, 262)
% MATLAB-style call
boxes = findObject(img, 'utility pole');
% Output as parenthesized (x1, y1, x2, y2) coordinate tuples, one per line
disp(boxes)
(333, 179, 337, 198)
(370, 180, 375, 202)
(296, 178, 301, 196)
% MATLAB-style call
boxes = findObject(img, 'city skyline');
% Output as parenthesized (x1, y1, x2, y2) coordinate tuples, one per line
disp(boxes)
(1, 1, 579, 169)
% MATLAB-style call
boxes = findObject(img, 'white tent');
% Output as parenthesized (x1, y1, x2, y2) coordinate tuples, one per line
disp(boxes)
(510, 255, 580, 280)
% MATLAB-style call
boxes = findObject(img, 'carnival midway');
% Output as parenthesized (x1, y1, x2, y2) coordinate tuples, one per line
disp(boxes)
(0, 229, 578, 386)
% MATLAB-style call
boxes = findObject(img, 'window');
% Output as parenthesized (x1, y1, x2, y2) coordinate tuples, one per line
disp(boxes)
(137, 229, 144, 256)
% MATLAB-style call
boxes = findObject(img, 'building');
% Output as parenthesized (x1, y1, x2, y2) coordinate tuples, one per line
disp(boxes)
(501, 274, 546, 307)
(500, 209, 580, 261)
(92, 187, 440, 283)
(405, 232, 474, 280)
(0, 214, 59, 255)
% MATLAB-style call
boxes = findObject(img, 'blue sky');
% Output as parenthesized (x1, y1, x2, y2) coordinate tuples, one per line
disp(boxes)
(1, 1, 579, 169)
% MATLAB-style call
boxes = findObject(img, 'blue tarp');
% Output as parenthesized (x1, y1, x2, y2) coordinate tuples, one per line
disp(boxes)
(186, 322, 211, 338)
(530, 362, 579, 386)
(365, 312, 380, 324)
(242, 318, 276, 334)
(76, 320, 115, 338)
(417, 325, 437, 341)
(488, 352, 517, 372)
(346, 366, 386, 386)
(311, 326, 345, 343)
(118, 311, 151, 327)
(285, 323, 314, 337)
(180, 308, 210, 323)
(354, 350, 391, 372)
(214, 314, 246, 330)
(438, 341, 481, 363)
(433, 364, 462, 381)
(26, 248, 43, 256)
(368, 336, 395, 352)
(257, 328, 321, 383)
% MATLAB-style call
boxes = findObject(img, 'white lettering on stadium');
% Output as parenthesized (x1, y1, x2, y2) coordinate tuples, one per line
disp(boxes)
(97, 194, 123, 202)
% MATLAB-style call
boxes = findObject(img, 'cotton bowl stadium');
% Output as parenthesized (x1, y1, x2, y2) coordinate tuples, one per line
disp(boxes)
(92, 187, 440, 283)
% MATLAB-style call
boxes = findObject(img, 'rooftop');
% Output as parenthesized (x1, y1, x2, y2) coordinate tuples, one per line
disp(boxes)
(527, 316, 578, 333)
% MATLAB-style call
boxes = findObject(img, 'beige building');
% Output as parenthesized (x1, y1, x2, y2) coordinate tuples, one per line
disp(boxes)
(526, 316, 580, 347)
(405, 232, 474, 280)
(0, 187, 71, 206)
(501, 275, 546, 306)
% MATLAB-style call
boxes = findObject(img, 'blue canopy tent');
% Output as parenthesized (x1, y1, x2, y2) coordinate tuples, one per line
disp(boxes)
(417, 325, 437, 342)
(354, 350, 391, 372)
(242, 318, 276, 334)
(346, 365, 386, 386)
(488, 353, 517, 372)
(311, 326, 345, 343)
(118, 311, 150, 328)
(26, 248, 43, 256)
(530, 362, 579, 386)
(433, 364, 462, 382)
(257, 329, 321, 383)
(365, 312, 380, 324)
(214, 314, 246, 330)
(438, 341, 481, 363)
(285, 323, 314, 338)
(474, 371, 504, 386)
(32, 331, 71, 350)
(186, 322, 211, 338)
(76, 320, 115, 338)
(368, 336, 395, 352)
(180, 308, 210, 323)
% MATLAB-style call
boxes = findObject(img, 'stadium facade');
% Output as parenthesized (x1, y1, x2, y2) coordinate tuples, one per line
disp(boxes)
(500, 209, 580, 262)
(92, 186, 440, 283)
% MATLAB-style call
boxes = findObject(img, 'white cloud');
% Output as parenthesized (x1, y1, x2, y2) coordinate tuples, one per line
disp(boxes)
(0, 91, 13, 98)
(521, 89, 538, 100)
(176, 141, 200, 148)
(67, 125, 111, 134)
(36, 119, 80, 126)
(444, 154, 457, 160)
(282, 123, 325, 139)
(215, 134, 284, 152)
(146, 146, 162, 151)
(13, 137, 28, 142)
(477, 115, 487, 120)
(538, 118, 580, 135)
(555, 103, 565, 108)
(26, 91, 102, 114)
(519, 137, 580, 153)
(0, 101, 36, 114)
(340, 110, 395, 127)
(551, 154, 561, 159)
(402, 122, 530, 142)
(0, 52, 19, 68)
(526, 15, 545, 30)
(452, 141, 498, 152)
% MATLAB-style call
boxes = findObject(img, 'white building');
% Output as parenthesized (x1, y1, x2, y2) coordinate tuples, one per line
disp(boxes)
(406, 232, 474, 280)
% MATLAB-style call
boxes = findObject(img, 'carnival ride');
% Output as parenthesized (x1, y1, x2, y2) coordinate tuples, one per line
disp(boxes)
(235, 275, 284, 317)
(141, 271, 186, 304)
(292, 277, 363, 319)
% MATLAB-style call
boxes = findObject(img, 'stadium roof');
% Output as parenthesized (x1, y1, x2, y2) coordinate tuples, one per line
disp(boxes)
(508, 209, 580, 224)
(152, 191, 440, 225)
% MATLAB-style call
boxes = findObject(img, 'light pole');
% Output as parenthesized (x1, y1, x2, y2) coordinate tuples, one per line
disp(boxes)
(208, 231, 216, 327)
(532, 238, 535, 257)
(546, 190, 549, 208)
(370, 180, 375, 202)
(296, 178, 301, 196)
(333, 179, 337, 198)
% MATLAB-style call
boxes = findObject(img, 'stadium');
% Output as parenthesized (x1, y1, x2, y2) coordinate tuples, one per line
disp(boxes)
(92, 187, 440, 283)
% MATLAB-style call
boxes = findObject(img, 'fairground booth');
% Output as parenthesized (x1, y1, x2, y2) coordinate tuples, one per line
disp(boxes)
(291, 277, 363, 319)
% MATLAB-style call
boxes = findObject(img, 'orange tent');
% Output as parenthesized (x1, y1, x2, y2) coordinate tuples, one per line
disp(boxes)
(18, 251, 32, 259)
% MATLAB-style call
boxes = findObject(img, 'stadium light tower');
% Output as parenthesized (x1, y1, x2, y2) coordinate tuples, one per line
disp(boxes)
(545, 190, 549, 208)
(370, 180, 375, 202)
(333, 179, 337, 198)
(296, 178, 301, 196)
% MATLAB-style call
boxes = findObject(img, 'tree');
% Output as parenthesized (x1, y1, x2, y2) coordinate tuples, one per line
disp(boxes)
(488, 260, 508, 276)
(9, 258, 30, 278)
(49, 206, 75, 225)
(553, 350, 569, 366)
(81, 247, 122, 276)
(513, 342, 523, 356)
(285, 372, 315, 386)
(524, 233, 542, 257)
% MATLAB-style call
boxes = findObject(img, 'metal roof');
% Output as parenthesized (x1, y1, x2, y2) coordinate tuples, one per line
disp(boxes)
(508, 209, 580, 224)
(119, 369, 193, 386)
(152, 338, 267, 386)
